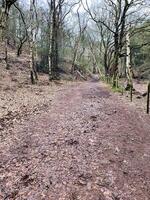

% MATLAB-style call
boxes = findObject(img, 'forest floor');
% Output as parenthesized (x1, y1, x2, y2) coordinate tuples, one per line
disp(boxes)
(0, 80, 150, 200)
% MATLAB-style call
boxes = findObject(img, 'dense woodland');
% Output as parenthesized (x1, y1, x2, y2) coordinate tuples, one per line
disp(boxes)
(0, 0, 150, 86)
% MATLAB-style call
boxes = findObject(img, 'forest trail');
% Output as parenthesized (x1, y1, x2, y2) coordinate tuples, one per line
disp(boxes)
(0, 81, 150, 200)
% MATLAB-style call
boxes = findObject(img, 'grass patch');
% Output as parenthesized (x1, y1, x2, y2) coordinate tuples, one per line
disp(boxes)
(100, 75, 124, 94)
(111, 85, 124, 94)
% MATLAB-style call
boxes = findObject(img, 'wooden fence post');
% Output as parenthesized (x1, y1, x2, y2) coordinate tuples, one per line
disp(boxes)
(106, 75, 108, 83)
(147, 82, 150, 114)
(122, 86, 124, 95)
(112, 75, 114, 87)
(116, 75, 119, 89)
(30, 70, 35, 84)
(130, 85, 133, 102)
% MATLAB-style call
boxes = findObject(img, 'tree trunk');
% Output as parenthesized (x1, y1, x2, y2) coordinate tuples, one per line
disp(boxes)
(5, 36, 9, 69)
(17, 45, 22, 56)
(49, 0, 59, 80)
(71, 48, 78, 74)
(104, 50, 109, 76)
(29, 0, 38, 84)
(17, 36, 27, 57)
(93, 64, 96, 74)
(112, 52, 119, 87)
(111, 32, 119, 87)
(48, 0, 53, 80)
(126, 30, 133, 90)
(29, 37, 35, 84)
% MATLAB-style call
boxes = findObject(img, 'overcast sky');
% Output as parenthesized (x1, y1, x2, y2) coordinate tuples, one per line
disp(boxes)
(20, 0, 92, 12)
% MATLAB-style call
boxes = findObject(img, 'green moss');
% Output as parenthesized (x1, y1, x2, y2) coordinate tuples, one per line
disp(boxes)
(111, 85, 124, 94)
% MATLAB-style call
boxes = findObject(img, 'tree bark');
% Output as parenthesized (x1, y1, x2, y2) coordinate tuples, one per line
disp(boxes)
(126, 30, 133, 90)
(29, 0, 38, 84)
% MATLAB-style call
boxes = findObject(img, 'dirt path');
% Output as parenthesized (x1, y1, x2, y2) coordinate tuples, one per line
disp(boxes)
(0, 82, 150, 200)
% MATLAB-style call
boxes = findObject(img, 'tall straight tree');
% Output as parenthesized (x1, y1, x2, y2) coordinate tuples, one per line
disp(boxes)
(71, 3, 88, 73)
(29, 0, 38, 84)
(126, 27, 133, 89)
(47, 0, 60, 80)
(47, 0, 81, 80)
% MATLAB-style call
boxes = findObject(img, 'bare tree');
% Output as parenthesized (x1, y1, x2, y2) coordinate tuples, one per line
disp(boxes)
(47, 0, 81, 80)
(29, 0, 39, 84)
(82, 0, 149, 86)
(0, 0, 17, 69)
(13, 2, 28, 57)
(71, 3, 88, 73)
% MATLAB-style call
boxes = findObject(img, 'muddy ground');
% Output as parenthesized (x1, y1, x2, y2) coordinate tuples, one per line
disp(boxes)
(0, 81, 150, 200)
